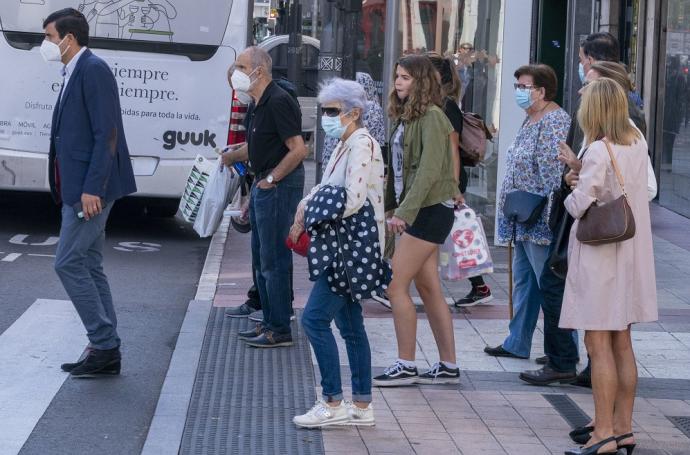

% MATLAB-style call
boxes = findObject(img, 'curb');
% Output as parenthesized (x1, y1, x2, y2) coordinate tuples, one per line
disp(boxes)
(141, 215, 230, 455)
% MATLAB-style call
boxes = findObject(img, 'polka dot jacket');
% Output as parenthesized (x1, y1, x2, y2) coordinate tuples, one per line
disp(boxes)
(305, 185, 392, 302)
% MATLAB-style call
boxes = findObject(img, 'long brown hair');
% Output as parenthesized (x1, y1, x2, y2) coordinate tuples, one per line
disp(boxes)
(589, 61, 634, 93)
(388, 55, 443, 122)
(578, 78, 641, 146)
(426, 52, 462, 103)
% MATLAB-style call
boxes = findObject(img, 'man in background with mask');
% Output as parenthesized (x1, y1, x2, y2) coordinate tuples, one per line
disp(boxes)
(222, 47, 308, 348)
(42, 8, 136, 377)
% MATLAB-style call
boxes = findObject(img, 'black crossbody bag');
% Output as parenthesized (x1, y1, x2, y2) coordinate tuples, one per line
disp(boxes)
(502, 119, 547, 228)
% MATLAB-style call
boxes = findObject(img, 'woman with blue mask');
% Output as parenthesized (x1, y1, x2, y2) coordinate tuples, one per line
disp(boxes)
(484, 64, 572, 362)
(290, 78, 385, 428)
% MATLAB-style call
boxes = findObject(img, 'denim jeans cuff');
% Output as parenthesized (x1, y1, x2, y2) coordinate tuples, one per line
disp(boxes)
(323, 392, 344, 402)
(352, 393, 372, 403)
(502, 341, 529, 358)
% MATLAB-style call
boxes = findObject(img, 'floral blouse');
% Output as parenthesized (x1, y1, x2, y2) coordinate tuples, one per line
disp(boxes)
(497, 108, 571, 245)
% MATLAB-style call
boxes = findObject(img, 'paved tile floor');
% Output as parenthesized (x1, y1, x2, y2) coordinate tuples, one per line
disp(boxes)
(214, 161, 690, 454)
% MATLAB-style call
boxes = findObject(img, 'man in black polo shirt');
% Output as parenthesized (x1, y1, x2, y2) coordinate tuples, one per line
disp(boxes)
(223, 47, 308, 347)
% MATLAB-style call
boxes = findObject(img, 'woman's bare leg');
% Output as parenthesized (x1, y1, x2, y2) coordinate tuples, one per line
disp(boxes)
(612, 327, 637, 445)
(388, 233, 438, 360)
(414, 248, 456, 363)
(583, 330, 618, 452)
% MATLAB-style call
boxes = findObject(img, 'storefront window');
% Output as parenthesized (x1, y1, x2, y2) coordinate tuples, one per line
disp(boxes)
(358, 0, 387, 102)
(659, 0, 690, 217)
(395, 0, 505, 235)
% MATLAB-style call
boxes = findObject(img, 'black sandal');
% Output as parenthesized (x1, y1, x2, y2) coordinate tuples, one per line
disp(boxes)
(564, 435, 618, 455)
(568, 425, 594, 444)
(616, 432, 636, 455)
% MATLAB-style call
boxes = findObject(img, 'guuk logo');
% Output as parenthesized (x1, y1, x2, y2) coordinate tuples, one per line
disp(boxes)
(163, 130, 217, 150)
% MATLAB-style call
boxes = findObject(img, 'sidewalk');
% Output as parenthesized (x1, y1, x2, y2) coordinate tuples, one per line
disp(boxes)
(173, 163, 690, 454)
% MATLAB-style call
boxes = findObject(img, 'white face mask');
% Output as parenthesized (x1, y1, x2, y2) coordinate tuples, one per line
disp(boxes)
(235, 90, 252, 104)
(230, 68, 258, 95)
(40, 37, 69, 63)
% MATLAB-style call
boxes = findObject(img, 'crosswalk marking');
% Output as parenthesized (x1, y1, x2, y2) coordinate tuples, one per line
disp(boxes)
(1, 253, 21, 262)
(0, 299, 85, 455)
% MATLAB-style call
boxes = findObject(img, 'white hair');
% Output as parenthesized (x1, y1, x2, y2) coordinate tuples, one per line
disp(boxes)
(317, 78, 368, 115)
(245, 46, 272, 74)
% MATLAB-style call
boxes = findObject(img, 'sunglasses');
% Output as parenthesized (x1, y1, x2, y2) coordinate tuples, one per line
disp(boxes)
(321, 107, 343, 117)
(513, 83, 537, 90)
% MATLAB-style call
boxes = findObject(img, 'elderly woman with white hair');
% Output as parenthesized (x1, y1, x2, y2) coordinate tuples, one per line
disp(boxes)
(290, 78, 385, 428)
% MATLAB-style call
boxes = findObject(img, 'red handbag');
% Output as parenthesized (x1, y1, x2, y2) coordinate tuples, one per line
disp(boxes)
(285, 231, 310, 257)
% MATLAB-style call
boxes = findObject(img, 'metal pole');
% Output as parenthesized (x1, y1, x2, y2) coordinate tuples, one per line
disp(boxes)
(341, 1, 362, 80)
(315, 1, 342, 182)
(312, 0, 319, 38)
(381, 0, 401, 139)
(287, 2, 303, 94)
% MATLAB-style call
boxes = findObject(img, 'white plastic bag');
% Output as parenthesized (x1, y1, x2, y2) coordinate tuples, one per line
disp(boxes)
(193, 158, 241, 237)
(178, 155, 216, 223)
(440, 205, 494, 281)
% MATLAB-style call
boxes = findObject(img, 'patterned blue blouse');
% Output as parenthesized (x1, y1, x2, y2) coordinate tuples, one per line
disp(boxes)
(497, 108, 571, 245)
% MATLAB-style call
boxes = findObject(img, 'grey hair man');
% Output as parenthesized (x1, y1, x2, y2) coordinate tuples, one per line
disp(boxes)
(223, 46, 308, 347)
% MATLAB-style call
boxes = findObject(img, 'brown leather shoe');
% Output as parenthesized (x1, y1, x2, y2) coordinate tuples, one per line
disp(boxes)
(519, 365, 577, 386)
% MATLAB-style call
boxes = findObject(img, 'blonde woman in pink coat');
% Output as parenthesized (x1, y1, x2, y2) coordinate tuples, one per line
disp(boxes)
(560, 78, 657, 455)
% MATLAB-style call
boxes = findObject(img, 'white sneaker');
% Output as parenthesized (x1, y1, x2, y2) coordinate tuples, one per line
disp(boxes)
(341, 401, 375, 426)
(293, 400, 349, 428)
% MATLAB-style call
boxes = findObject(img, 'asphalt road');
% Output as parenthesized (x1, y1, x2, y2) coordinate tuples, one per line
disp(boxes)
(0, 191, 211, 455)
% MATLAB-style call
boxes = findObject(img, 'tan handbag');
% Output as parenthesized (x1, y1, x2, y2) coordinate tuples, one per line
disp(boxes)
(576, 141, 636, 245)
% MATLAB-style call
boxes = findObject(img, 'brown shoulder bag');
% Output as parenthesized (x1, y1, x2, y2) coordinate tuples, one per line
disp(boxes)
(576, 141, 636, 245)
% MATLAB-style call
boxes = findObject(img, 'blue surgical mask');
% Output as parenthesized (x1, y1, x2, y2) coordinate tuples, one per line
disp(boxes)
(514, 88, 533, 110)
(321, 114, 352, 138)
(578, 63, 586, 83)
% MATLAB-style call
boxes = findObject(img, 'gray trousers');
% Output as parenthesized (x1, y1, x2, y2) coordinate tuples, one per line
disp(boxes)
(55, 203, 120, 350)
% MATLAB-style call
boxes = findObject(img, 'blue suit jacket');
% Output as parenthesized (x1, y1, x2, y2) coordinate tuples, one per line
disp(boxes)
(49, 49, 136, 206)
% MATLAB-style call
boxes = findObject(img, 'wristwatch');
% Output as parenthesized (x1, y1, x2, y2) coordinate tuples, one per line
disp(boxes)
(266, 174, 275, 184)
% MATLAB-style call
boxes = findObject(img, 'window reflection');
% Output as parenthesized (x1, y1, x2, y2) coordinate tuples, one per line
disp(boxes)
(397, 0, 505, 234)
(660, 0, 690, 217)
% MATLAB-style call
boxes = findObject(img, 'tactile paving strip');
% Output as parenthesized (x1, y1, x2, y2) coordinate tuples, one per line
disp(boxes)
(543, 394, 591, 429)
(180, 308, 324, 455)
(668, 416, 690, 439)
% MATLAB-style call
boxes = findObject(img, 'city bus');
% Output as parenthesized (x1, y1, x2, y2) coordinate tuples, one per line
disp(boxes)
(0, 0, 253, 215)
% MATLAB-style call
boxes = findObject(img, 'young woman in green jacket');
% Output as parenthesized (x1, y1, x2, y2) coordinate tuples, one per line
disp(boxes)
(373, 55, 461, 387)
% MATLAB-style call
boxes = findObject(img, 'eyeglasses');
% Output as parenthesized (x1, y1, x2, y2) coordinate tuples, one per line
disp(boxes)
(513, 83, 536, 90)
(321, 107, 342, 117)
(460, 46, 474, 51)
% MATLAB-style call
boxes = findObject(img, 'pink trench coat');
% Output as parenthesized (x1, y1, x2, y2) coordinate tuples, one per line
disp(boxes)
(559, 139, 658, 331)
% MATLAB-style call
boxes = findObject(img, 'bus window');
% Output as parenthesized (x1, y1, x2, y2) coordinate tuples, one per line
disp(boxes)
(1, 0, 235, 60)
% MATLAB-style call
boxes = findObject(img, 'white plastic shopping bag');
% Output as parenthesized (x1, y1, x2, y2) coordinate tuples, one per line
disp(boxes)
(440, 205, 494, 281)
(193, 158, 241, 237)
(178, 155, 216, 223)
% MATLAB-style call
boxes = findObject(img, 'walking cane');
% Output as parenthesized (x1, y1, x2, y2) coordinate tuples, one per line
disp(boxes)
(508, 241, 513, 319)
(508, 225, 515, 320)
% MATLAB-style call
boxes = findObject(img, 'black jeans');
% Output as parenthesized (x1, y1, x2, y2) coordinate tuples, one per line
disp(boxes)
(539, 243, 579, 373)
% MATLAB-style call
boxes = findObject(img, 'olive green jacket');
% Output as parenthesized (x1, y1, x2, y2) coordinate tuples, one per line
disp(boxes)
(385, 105, 458, 225)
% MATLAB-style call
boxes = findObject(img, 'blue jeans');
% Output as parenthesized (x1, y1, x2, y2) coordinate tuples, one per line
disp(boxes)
(250, 165, 304, 334)
(302, 274, 372, 403)
(502, 241, 549, 358)
(55, 203, 120, 350)
(539, 243, 579, 372)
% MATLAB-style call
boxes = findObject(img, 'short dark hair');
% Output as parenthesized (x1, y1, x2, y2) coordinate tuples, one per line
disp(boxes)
(43, 8, 89, 47)
(581, 32, 619, 62)
(514, 64, 558, 101)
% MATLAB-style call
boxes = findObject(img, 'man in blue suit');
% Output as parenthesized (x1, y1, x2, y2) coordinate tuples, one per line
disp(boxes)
(42, 8, 137, 377)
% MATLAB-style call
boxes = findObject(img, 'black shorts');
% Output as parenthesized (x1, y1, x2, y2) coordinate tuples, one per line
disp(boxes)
(406, 203, 455, 244)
